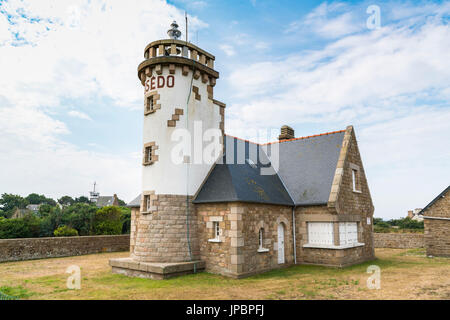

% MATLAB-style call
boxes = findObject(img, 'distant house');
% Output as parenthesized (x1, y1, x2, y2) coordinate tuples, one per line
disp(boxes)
(407, 208, 423, 221)
(26, 204, 41, 214)
(93, 194, 120, 208)
(11, 208, 32, 219)
(421, 185, 450, 257)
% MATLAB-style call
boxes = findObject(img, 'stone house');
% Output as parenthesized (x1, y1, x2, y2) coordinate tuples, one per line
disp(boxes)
(109, 22, 375, 279)
(421, 186, 450, 257)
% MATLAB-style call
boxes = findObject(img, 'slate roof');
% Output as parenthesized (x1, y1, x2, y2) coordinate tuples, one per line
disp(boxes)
(194, 130, 345, 207)
(420, 185, 450, 214)
(96, 196, 116, 207)
(193, 137, 293, 206)
(127, 194, 141, 208)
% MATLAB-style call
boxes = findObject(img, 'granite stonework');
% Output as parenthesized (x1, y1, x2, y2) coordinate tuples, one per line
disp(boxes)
(374, 233, 424, 249)
(423, 187, 450, 257)
(0, 235, 129, 263)
(112, 127, 376, 279)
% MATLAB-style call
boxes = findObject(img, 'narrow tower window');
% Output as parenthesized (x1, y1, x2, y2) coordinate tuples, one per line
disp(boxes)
(146, 96, 154, 113)
(145, 146, 153, 163)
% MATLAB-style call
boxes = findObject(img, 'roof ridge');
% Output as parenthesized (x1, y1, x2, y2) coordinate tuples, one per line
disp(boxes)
(224, 129, 346, 146)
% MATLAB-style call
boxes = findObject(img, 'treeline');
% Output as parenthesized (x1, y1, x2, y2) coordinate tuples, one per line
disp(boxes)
(0, 193, 130, 239)
(373, 217, 424, 233)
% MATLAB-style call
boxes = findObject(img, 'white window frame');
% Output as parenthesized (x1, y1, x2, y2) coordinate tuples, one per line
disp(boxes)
(146, 195, 151, 212)
(257, 228, 269, 253)
(208, 221, 222, 243)
(350, 163, 362, 193)
(339, 222, 359, 246)
(307, 222, 334, 246)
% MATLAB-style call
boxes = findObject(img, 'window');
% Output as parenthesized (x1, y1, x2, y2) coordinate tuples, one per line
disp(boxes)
(144, 195, 151, 212)
(143, 142, 158, 166)
(146, 96, 154, 113)
(214, 222, 220, 240)
(145, 146, 153, 163)
(208, 221, 221, 242)
(339, 222, 358, 246)
(258, 228, 269, 252)
(307, 222, 334, 245)
(351, 164, 361, 193)
(259, 228, 264, 249)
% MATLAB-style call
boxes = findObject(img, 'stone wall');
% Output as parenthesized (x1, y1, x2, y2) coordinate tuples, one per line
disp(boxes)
(296, 206, 375, 267)
(425, 220, 450, 257)
(131, 195, 199, 263)
(196, 202, 294, 278)
(423, 188, 450, 257)
(374, 233, 424, 249)
(0, 235, 130, 263)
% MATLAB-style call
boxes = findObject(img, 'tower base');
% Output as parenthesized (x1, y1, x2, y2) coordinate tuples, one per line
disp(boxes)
(109, 258, 205, 280)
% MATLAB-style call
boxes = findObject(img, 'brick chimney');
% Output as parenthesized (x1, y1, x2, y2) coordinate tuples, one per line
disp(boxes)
(407, 210, 413, 218)
(278, 125, 295, 141)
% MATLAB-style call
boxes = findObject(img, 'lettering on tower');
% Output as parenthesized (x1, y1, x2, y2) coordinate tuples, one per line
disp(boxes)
(145, 75, 175, 93)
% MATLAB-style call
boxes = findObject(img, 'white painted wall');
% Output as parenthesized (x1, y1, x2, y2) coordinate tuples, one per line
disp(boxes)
(141, 65, 222, 195)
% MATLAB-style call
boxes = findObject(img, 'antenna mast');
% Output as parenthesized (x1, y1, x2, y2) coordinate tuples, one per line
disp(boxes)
(185, 11, 188, 43)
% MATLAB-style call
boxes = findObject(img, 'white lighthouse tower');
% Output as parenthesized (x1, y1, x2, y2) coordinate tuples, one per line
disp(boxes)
(110, 22, 225, 278)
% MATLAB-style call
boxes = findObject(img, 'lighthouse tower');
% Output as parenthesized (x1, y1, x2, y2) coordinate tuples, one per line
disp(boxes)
(111, 22, 225, 278)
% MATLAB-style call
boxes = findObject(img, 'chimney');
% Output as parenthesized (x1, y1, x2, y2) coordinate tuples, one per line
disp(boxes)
(407, 210, 413, 218)
(278, 125, 295, 141)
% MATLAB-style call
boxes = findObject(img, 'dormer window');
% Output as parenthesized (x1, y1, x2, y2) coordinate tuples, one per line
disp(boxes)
(350, 163, 361, 193)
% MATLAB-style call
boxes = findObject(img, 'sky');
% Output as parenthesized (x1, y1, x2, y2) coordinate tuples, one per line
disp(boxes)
(0, 0, 448, 219)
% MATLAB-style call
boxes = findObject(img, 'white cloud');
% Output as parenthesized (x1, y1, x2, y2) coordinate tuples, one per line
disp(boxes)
(219, 44, 236, 56)
(225, 2, 450, 219)
(68, 110, 92, 121)
(286, 2, 361, 39)
(0, 0, 207, 202)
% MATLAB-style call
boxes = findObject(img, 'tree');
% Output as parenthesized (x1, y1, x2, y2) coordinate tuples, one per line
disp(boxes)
(58, 196, 75, 207)
(39, 206, 63, 237)
(25, 193, 56, 206)
(0, 214, 41, 239)
(117, 198, 127, 206)
(92, 206, 122, 235)
(74, 196, 90, 204)
(120, 207, 131, 234)
(0, 194, 28, 216)
(54, 225, 78, 237)
(62, 203, 97, 236)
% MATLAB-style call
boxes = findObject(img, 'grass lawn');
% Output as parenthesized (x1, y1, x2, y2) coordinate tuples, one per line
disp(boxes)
(0, 248, 448, 300)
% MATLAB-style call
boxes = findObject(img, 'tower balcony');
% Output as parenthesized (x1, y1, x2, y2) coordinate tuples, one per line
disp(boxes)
(137, 39, 219, 87)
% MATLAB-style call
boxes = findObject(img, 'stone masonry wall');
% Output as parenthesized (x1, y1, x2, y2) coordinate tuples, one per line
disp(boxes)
(374, 233, 424, 249)
(196, 202, 294, 278)
(241, 203, 294, 276)
(196, 202, 232, 276)
(425, 220, 450, 257)
(295, 205, 374, 267)
(0, 235, 129, 263)
(132, 195, 199, 263)
(423, 188, 450, 257)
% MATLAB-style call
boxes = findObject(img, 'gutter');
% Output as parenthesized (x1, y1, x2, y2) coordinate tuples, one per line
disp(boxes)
(422, 216, 450, 221)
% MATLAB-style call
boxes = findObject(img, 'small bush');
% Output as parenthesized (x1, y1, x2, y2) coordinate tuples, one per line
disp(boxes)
(92, 206, 122, 235)
(54, 225, 78, 237)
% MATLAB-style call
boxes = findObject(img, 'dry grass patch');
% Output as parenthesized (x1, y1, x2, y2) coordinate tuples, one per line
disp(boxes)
(0, 249, 448, 300)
